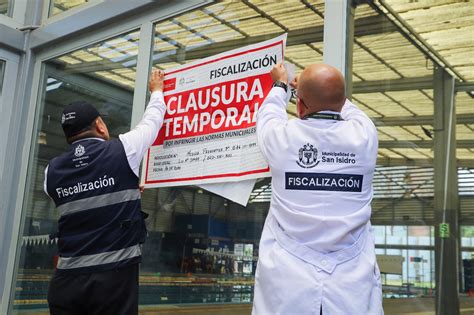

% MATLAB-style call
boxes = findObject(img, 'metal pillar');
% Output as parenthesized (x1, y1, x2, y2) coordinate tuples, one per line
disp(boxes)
(0, 1, 42, 311)
(433, 66, 459, 315)
(0, 48, 21, 312)
(323, 0, 355, 98)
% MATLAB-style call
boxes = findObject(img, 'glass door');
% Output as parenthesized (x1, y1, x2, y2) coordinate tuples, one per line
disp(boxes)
(0, 49, 20, 311)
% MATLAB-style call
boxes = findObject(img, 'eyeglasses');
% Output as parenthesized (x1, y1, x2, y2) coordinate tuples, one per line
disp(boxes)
(290, 88, 297, 100)
(294, 91, 309, 109)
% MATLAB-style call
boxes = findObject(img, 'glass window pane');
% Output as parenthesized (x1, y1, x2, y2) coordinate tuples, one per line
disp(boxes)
(386, 249, 404, 288)
(354, 2, 435, 230)
(373, 225, 385, 244)
(408, 226, 431, 246)
(0, 0, 12, 16)
(11, 29, 140, 313)
(141, 0, 327, 309)
(386, 226, 407, 245)
(140, 186, 269, 305)
(462, 226, 474, 247)
(152, 0, 325, 119)
(50, 0, 90, 17)
(456, 84, 474, 187)
(353, 3, 440, 311)
(407, 249, 433, 289)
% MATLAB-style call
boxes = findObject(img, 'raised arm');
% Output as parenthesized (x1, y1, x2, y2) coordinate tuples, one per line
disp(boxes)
(257, 63, 290, 162)
(341, 99, 378, 153)
(341, 99, 377, 133)
(341, 99, 373, 125)
(119, 70, 167, 176)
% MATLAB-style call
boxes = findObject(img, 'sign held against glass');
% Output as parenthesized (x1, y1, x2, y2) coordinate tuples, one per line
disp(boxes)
(143, 34, 287, 188)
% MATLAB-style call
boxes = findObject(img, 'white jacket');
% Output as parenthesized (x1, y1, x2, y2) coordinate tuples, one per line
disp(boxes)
(253, 87, 383, 315)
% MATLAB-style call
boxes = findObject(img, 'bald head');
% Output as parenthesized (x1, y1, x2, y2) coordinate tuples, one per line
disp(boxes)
(298, 64, 346, 114)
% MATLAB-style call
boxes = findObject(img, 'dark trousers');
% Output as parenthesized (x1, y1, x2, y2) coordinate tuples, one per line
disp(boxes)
(48, 263, 138, 315)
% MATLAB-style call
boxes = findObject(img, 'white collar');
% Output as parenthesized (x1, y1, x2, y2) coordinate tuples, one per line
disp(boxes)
(317, 110, 341, 115)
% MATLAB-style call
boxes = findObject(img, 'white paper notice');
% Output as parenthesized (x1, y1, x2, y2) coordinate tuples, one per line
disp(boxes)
(284, 61, 296, 85)
(198, 179, 257, 207)
(143, 34, 287, 188)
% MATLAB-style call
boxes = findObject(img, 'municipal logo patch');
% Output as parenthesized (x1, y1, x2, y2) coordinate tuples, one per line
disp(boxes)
(74, 144, 85, 157)
(297, 143, 319, 168)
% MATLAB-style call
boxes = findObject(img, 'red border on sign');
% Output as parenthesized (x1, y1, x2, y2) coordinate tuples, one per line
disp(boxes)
(145, 38, 284, 185)
(146, 166, 270, 184)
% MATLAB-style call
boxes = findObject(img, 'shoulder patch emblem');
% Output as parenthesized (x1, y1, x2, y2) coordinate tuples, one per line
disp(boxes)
(74, 144, 85, 157)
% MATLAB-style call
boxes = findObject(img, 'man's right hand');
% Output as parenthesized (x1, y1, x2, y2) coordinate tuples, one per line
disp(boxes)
(270, 63, 288, 84)
(149, 69, 165, 93)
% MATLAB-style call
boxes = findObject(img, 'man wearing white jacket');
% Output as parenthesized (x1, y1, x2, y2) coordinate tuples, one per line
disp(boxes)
(253, 63, 382, 315)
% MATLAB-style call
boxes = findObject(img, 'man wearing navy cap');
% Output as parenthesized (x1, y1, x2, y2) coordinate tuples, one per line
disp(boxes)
(44, 70, 166, 315)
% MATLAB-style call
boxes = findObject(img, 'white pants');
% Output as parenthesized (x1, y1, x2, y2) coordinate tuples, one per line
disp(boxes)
(252, 219, 383, 315)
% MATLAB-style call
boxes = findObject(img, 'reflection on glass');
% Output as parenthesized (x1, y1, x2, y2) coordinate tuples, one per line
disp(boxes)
(353, 2, 436, 232)
(353, 2, 439, 310)
(11, 30, 139, 313)
(139, 187, 267, 305)
(55, 30, 140, 89)
(0, 0, 11, 16)
(384, 0, 474, 82)
(50, 0, 89, 17)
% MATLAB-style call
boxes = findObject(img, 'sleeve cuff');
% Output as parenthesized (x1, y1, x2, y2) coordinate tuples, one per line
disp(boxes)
(151, 90, 164, 99)
(149, 90, 166, 111)
(270, 86, 289, 108)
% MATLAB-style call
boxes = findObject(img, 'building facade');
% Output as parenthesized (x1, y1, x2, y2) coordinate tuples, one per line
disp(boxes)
(0, 0, 473, 314)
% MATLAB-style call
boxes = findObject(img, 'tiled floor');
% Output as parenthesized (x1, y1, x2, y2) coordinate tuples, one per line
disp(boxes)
(14, 297, 474, 314)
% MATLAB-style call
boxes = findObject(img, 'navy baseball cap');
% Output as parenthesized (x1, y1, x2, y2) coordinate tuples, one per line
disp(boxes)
(61, 101, 101, 138)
